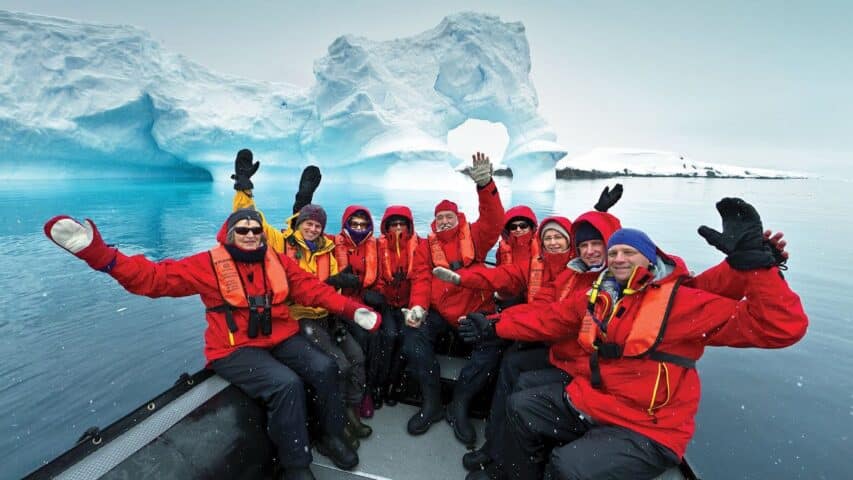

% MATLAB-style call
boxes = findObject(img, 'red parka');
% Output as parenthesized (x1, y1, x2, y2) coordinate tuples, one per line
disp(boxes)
(456, 216, 573, 302)
(495, 253, 808, 459)
(335, 205, 379, 299)
(107, 220, 369, 364)
(409, 180, 504, 326)
(376, 206, 422, 308)
(496, 205, 539, 270)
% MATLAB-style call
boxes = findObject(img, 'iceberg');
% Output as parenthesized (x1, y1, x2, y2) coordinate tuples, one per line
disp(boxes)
(0, 10, 565, 190)
(556, 148, 808, 179)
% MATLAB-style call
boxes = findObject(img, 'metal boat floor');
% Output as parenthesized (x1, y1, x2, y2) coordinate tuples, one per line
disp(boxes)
(312, 402, 484, 480)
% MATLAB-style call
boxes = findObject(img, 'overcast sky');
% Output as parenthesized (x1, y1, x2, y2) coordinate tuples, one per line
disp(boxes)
(2, 0, 850, 175)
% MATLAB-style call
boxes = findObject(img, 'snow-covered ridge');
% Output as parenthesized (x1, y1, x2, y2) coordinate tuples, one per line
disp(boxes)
(556, 148, 807, 179)
(0, 10, 565, 189)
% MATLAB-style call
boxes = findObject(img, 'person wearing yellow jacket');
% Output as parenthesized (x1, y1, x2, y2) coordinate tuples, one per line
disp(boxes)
(230, 149, 373, 442)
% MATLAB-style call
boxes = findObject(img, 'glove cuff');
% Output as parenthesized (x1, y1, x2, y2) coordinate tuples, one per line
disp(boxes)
(233, 176, 254, 191)
(726, 249, 776, 271)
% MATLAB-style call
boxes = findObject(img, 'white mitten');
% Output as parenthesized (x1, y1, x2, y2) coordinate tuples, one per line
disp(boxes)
(44, 215, 116, 271)
(432, 266, 461, 285)
(46, 216, 94, 253)
(354, 307, 381, 331)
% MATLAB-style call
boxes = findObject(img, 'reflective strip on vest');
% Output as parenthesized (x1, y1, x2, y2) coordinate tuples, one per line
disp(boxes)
(335, 234, 378, 288)
(209, 246, 290, 308)
(379, 233, 418, 280)
(428, 221, 475, 269)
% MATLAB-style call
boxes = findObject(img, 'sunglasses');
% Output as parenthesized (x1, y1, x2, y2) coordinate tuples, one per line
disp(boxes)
(508, 222, 531, 231)
(234, 226, 263, 235)
(388, 220, 407, 227)
(349, 221, 370, 228)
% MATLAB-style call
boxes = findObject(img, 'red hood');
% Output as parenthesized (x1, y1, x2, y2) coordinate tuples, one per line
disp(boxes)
(538, 215, 575, 257)
(502, 205, 538, 233)
(380, 205, 415, 235)
(571, 211, 622, 244)
(341, 205, 373, 233)
(215, 217, 230, 244)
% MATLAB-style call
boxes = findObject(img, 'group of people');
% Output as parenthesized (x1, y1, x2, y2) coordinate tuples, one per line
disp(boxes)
(44, 148, 808, 480)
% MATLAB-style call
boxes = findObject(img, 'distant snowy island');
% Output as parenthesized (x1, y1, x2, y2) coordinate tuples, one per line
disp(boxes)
(553, 148, 807, 180)
(0, 10, 807, 189)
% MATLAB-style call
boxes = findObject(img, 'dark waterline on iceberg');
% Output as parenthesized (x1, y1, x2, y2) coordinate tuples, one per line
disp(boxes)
(0, 177, 849, 479)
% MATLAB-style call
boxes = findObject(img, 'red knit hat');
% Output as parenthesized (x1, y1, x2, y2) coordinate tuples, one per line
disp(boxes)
(434, 199, 459, 216)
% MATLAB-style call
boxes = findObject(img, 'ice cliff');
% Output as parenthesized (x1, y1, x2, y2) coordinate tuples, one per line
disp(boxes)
(0, 10, 565, 189)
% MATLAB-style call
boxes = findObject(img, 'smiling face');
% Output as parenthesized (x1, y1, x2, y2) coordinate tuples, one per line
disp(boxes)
(541, 229, 570, 253)
(232, 219, 264, 250)
(578, 239, 606, 267)
(435, 210, 459, 232)
(299, 219, 323, 242)
(607, 244, 652, 284)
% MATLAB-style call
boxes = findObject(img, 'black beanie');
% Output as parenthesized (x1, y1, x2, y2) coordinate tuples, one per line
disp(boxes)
(227, 208, 263, 231)
(574, 222, 603, 247)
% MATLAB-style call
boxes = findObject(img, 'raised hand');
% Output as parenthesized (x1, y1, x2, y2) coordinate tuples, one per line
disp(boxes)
(697, 197, 775, 270)
(231, 149, 260, 191)
(293, 165, 322, 214)
(594, 183, 623, 212)
(469, 151, 493, 187)
(764, 230, 789, 268)
(44, 216, 117, 271)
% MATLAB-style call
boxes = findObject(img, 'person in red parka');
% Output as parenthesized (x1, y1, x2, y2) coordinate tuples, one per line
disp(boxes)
(333, 205, 379, 421)
(460, 198, 808, 480)
(402, 151, 505, 445)
(492, 205, 538, 308)
(43, 208, 383, 480)
(373, 205, 423, 406)
(452, 211, 622, 477)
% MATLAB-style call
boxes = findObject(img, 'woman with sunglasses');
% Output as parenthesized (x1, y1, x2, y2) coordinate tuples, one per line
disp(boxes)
(43, 207, 382, 480)
(229, 150, 374, 449)
(332, 206, 381, 426)
(493, 206, 539, 309)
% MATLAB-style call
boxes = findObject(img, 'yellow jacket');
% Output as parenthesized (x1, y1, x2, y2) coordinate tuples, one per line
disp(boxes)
(232, 190, 339, 319)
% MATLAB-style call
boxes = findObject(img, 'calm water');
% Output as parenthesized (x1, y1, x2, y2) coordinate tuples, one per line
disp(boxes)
(1, 176, 850, 479)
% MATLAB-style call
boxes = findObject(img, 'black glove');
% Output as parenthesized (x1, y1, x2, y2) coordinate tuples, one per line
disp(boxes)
(363, 290, 386, 308)
(293, 165, 322, 214)
(326, 271, 361, 289)
(231, 149, 259, 191)
(698, 197, 775, 270)
(594, 184, 623, 212)
(458, 312, 496, 344)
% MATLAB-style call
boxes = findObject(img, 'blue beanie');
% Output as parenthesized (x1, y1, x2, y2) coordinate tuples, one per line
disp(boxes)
(607, 228, 658, 264)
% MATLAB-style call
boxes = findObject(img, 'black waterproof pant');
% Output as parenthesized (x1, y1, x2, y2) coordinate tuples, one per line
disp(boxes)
(210, 334, 345, 469)
(485, 346, 570, 464)
(348, 303, 402, 393)
(401, 309, 504, 403)
(300, 316, 366, 406)
(504, 382, 679, 480)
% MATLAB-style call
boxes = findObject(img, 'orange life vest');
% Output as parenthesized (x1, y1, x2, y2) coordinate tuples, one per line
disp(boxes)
(285, 237, 331, 281)
(497, 233, 538, 265)
(334, 234, 378, 288)
(427, 221, 475, 270)
(379, 233, 419, 281)
(208, 246, 290, 344)
(578, 274, 695, 381)
(522, 242, 544, 303)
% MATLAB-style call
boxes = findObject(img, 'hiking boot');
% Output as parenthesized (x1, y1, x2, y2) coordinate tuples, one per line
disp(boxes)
(315, 435, 359, 470)
(446, 397, 476, 446)
(406, 382, 444, 435)
(347, 406, 373, 438)
(463, 445, 493, 471)
(372, 386, 384, 410)
(342, 423, 360, 450)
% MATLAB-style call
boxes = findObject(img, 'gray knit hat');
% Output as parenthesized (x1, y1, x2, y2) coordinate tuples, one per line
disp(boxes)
(295, 204, 327, 231)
